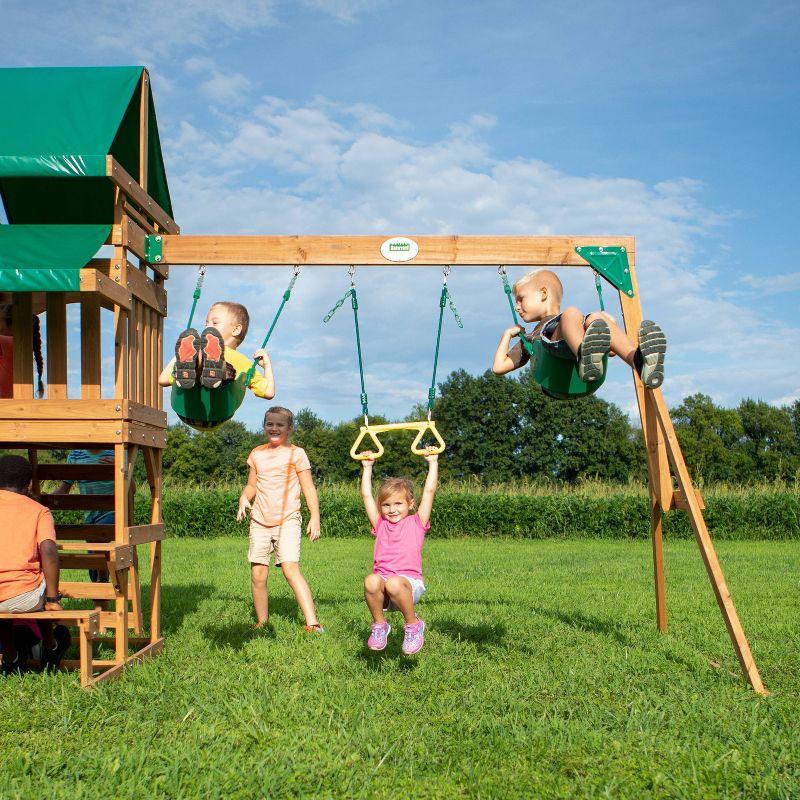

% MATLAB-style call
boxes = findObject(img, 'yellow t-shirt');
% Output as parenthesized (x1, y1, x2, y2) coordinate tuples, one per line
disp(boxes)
(166, 347, 269, 398)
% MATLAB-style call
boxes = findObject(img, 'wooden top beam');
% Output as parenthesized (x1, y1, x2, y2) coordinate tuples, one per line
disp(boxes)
(156, 235, 635, 267)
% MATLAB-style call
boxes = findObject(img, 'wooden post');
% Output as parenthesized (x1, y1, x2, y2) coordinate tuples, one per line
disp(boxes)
(80, 296, 102, 400)
(139, 70, 149, 193)
(651, 390, 766, 695)
(12, 293, 33, 399)
(46, 294, 68, 400)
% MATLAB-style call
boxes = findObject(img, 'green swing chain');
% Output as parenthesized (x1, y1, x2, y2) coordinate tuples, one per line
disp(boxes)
(186, 265, 207, 329)
(323, 266, 370, 421)
(498, 266, 536, 358)
(427, 266, 463, 416)
(242, 266, 301, 387)
(594, 271, 605, 312)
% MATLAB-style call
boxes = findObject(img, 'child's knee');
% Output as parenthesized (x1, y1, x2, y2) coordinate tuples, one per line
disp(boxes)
(364, 573, 384, 594)
(561, 306, 583, 321)
(280, 561, 301, 580)
(585, 310, 615, 328)
(384, 576, 410, 596)
(250, 564, 268, 583)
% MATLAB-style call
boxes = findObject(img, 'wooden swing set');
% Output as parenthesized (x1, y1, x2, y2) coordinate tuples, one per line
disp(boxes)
(0, 67, 766, 695)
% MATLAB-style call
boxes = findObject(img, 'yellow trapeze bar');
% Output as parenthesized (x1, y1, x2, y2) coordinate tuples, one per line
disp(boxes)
(350, 420, 446, 461)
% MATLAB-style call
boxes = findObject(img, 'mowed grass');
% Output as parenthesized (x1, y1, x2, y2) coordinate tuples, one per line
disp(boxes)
(1, 537, 798, 799)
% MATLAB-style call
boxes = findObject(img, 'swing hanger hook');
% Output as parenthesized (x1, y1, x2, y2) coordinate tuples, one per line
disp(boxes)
(348, 264, 356, 285)
(442, 264, 451, 284)
(198, 264, 207, 278)
(498, 265, 507, 277)
(292, 264, 301, 277)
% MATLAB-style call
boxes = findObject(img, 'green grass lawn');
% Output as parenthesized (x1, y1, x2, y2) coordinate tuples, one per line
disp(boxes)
(1, 538, 798, 799)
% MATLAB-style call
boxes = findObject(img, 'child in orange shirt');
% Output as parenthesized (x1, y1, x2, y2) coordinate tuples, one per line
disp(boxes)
(237, 406, 323, 633)
(0, 455, 68, 675)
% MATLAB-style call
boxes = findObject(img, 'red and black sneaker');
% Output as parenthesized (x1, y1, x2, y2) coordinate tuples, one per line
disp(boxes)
(199, 326, 227, 389)
(174, 328, 201, 389)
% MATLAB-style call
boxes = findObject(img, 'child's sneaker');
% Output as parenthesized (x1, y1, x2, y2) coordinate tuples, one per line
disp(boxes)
(199, 326, 227, 389)
(367, 621, 391, 651)
(577, 318, 611, 382)
(174, 328, 201, 389)
(304, 624, 325, 634)
(402, 618, 425, 655)
(635, 320, 667, 389)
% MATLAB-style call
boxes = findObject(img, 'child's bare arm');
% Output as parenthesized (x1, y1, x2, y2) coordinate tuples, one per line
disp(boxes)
(252, 350, 276, 400)
(492, 326, 523, 375)
(360, 459, 381, 528)
(40, 539, 62, 610)
(417, 454, 439, 526)
(237, 466, 258, 521)
(158, 358, 176, 387)
(298, 469, 321, 541)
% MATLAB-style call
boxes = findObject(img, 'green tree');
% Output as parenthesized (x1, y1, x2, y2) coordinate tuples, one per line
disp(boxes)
(737, 399, 799, 480)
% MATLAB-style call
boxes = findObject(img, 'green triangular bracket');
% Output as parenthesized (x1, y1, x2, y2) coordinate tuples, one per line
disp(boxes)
(575, 245, 634, 298)
(145, 233, 164, 264)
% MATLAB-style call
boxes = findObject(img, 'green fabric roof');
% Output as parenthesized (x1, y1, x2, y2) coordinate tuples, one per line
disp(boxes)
(0, 66, 173, 222)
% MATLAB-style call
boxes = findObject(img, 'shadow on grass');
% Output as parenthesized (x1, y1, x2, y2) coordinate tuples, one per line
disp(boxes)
(435, 617, 507, 651)
(159, 583, 216, 634)
(532, 606, 635, 648)
(200, 597, 301, 651)
(356, 644, 420, 673)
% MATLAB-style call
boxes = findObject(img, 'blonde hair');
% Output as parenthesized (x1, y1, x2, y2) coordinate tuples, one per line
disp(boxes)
(513, 269, 563, 305)
(263, 406, 294, 429)
(377, 477, 415, 509)
(210, 301, 250, 345)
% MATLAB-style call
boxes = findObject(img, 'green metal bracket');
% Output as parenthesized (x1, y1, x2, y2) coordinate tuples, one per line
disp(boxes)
(575, 245, 634, 298)
(145, 234, 164, 264)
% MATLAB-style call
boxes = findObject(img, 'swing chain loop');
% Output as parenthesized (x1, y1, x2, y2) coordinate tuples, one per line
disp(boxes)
(292, 264, 301, 278)
(442, 264, 451, 283)
(348, 264, 356, 284)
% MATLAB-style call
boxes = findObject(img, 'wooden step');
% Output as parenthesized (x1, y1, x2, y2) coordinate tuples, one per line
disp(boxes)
(41, 494, 114, 512)
(56, 524, 115, 542)
(0, 609, 100, 636)
(37, 464, 115, 481)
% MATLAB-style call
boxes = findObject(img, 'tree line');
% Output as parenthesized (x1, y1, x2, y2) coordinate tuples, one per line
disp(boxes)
(160, 368, 800, 485)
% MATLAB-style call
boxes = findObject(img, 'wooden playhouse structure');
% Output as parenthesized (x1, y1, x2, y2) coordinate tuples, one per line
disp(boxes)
(0, 67, 766, 694)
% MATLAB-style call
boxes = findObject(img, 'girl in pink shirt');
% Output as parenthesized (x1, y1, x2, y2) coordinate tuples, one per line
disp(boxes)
(360, 453, 439, 654)
(237, 407, 323, 633)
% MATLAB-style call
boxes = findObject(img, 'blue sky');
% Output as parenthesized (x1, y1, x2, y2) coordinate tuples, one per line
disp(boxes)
(2, 0, 798, 429)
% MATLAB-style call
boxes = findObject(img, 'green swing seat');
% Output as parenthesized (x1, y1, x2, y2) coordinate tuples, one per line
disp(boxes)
(170, 374, 248, 430)
(530, 338, 607, 401)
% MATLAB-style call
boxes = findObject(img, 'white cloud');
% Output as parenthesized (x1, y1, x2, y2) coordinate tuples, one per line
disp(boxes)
(742, 271, 800, 295)
(185, 57, 253, 105)
(158, 96, 799, 427)
(300, 0, 388, 22)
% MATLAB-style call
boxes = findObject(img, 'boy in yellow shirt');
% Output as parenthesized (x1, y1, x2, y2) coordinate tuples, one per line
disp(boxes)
(159, 301, 275, 401)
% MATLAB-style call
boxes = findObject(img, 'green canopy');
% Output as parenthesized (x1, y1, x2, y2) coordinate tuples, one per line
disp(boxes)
(0, 225, 111, 291)
(0, 66, 172, 221)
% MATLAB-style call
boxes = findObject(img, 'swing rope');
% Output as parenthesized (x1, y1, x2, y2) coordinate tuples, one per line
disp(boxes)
(498, 266, 536, 358)
(323, 266, 370, 422)
(427, 266, 463, 416)
(242, 266, 301, 387)
(186, 265, 207, 329)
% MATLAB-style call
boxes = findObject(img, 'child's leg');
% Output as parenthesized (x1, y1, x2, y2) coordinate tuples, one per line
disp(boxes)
(584, 312, 637, 363)
(280, 562, 320, 627)
(383, 576, 417, 625)
(250, 563, 270, 626)
(364, 573, 388, 624)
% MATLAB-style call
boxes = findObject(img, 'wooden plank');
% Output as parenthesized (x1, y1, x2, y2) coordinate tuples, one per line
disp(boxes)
(135, 301, 144, 404)
(157, 235, 636, 266)
(650, 500, 667, 632)
(156, 308, 164, 410)
(88, 639, 164, 686)
(652, 391, 767, 696)
(0, 420, 160, 446)
(0, 398, 166, 426)
(0, 610, 100, 628)
(38, 463, 114, 481)
(59, 553, 115, 571)
(143, 306, 152, 409)
(106, 156, 179, 234)
(12, 294, 33, 399)
(79, 269, 132, 311)
(120, 217, 148, 262)
(79, 622, 93, 687)
(91, 258, 167, 315)
(671, 487, 707, 512)
(128, 298, 138, 402)
(61, 581, 117, 600)
(125, 422, 167, 449)
(128, 523, 165, 545)
(56, 525, 114, 542)
(80, 295, 102, 400)
(57, 536, 119, 548)
(124, 201, 157, 235)
(40, 494, 114, 511)
(45, 293, 68, 400)
(114, 302, 127, 400)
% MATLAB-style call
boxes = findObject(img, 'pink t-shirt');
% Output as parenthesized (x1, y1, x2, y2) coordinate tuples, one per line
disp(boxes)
(372, 513, 429, 581)
(246, 444, 311, 527)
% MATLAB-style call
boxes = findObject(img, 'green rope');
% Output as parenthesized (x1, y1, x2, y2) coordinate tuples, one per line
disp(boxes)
(499, 267, 535, 357)
(186, 265, 206, 329)
(243, 268, 300, 387)
(427, 279, 463, 410)
(323, 271, 369, 419)
(594, 271, 605, 312)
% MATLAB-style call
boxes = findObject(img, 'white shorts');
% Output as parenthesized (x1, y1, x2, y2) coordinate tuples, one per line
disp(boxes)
(0, 580, 46, 613)
(381, 574, 426, 611)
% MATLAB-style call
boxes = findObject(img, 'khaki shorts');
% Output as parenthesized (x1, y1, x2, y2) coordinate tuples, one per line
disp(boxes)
(0, 580, 46, 613)
(248, 512, 302, 566)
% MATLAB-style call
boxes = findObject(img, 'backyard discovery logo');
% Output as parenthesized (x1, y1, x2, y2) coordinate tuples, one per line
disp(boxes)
(380, 236, 419, 262)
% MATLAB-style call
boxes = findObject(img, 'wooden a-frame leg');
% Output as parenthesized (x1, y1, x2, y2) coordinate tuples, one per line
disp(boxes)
(651, 499, 667, 632)
(79, 622, 93, 688)
(651, 390, 767, 695)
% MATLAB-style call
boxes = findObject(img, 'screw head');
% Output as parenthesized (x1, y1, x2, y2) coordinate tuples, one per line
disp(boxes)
(156, 236, 162, 242)
(155, 256, 163, 262)
(621, 246, 626, 252)
(627, 290, 634, 296)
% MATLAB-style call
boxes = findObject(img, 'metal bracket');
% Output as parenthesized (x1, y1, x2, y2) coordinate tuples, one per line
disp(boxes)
(144, 234, 164, 264)
(575, 245, 634, 298)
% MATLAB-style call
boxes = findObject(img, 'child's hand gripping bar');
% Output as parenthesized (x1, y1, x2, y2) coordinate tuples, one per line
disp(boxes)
(350, 421, 446, 461)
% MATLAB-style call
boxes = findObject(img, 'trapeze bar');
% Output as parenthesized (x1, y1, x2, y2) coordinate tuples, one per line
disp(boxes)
(146, 234, 636, 267)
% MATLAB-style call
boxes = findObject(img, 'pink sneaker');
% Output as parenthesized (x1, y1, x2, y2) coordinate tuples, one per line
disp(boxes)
(367, 621, 391, 651)
(402, 618, 425, 655)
